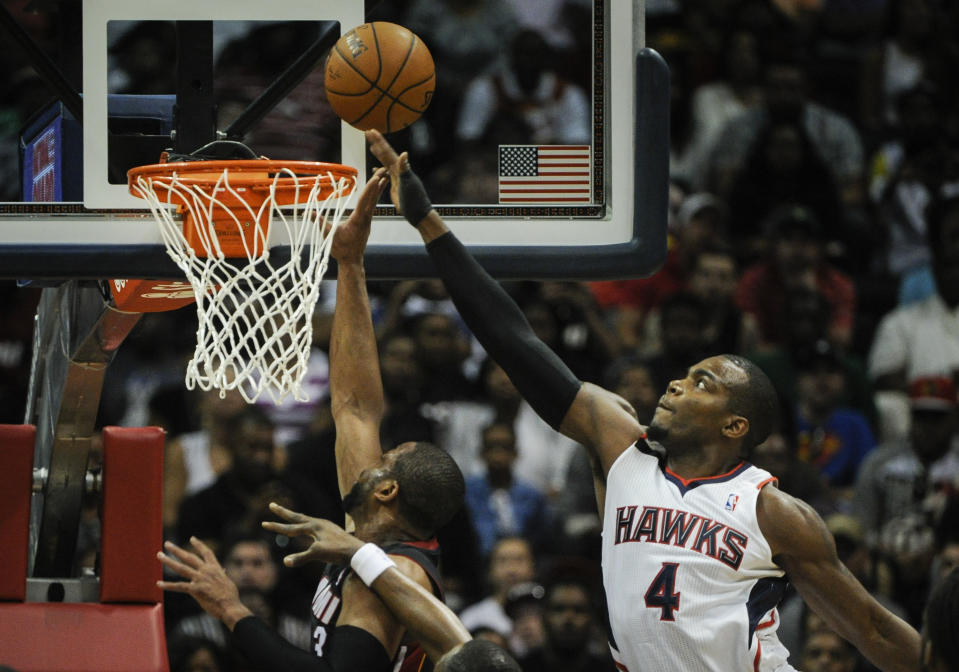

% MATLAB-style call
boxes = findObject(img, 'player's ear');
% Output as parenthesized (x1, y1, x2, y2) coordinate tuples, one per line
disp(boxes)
(722, 415, 749, 441)
(373, 479, 399, 503)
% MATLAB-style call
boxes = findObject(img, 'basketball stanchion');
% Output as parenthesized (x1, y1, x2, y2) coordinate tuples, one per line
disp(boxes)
(126, 146, 358, 404)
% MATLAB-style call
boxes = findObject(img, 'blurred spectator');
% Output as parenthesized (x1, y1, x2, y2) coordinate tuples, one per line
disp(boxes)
(460, 536, 538, 646)
(506, 0, 580, 50)
(800, 627, 860, 672)
(166, 634, 229, 672)
(603, 357, 659, 424)
(852, 375, 959, 623)
(376, 331, 435, 449)
(750, 426, 836, 517)
(517, 281, 620, 383)
(465, 422, 554, 556)
(794, 340, 876, 492)
(736, 205, 856, 349)
(425, 358, 580, 496)
(868, 82, 952, 288)
(170, 533, 310, 651)
(748, 288, 877, 431)
(680, 30, 764, 192)
(175, 406, 313, 550)
(868, 194, 959, 440)
(921, 568, 959, 672)
(457, 29, 589, 147)
(725, 118, 844, 260)
(163, 389, 245, 534)
(405, 0, 519, 167)
(929, 540, 959, 595)
(504, 581, 547, 659)
(107, 21, 178, 95)
(406, 311, 475, 403)
(641, 243, 758, 356)
(860, 0, 949, 132)
(640, 292, 709, 393)
(591, 193, 726, 350)
(518, 578, 616, 672)
(707, 51, 864, 208)
(105, 311, 196, 429)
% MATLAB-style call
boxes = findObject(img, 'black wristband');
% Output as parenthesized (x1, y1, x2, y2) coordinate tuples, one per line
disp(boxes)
(399, 169, 433, 227)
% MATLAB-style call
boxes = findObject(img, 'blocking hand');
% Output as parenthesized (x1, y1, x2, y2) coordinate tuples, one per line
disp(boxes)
(330, 167, 388, 264)
(366, 129, 433, 227)
(262, 502, 365, 568)
(157, 537, 252, 628)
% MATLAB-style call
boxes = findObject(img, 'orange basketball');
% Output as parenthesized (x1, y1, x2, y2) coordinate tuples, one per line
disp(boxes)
(325, 22, 435, 134)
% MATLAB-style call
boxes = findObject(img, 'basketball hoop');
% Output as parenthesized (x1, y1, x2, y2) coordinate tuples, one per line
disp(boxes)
(128, 156, 357, 404)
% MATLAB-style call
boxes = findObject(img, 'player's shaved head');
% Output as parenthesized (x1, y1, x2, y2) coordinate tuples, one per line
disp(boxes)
(436, 639, 521, 672)
(720, 354, 779, 454)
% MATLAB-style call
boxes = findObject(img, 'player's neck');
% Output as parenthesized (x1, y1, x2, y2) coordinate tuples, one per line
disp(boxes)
(665, 442, 741, 480)
(353, 517, 423, 546)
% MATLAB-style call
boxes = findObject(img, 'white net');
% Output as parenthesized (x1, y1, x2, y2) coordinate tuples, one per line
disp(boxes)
(130, 165, 356, 404)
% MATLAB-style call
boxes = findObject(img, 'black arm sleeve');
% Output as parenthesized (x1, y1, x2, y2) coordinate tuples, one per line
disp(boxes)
(231, 618, 392, 672)
(425, 231, 582, 429)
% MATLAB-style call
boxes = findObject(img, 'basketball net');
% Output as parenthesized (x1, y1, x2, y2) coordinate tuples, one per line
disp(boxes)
(129, 162, 356, 404)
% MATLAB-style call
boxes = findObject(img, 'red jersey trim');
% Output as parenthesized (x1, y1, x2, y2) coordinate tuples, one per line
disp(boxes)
(664, 461, 748, 487)
(755, 476, 779, 490)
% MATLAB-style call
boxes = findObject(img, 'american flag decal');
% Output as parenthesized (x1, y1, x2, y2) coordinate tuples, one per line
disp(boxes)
(498, 145, 592, 203)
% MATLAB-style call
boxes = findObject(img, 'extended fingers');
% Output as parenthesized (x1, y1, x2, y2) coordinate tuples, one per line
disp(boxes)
(163, 540, 202, 569)
(281, 549, 314, 568)
(189, 536, 218, 564)
(366, 131, 410, 174)
(157, 579, 198, 594)
(261, 519, 314, 538)
(157, 550, 197, 580)
(268, 501, 309, 522)
(357, 171, 388, 211)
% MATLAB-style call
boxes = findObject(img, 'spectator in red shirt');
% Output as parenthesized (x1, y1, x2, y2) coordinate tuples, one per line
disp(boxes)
(590, 193, 727, 349)
(736, 205, 856, 350)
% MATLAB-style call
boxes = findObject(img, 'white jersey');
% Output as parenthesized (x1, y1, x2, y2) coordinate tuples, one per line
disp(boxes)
(601, 440, 798, 672)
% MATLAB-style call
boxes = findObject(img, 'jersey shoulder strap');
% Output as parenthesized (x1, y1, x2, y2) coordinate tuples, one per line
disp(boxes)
(381, 539, 443, 599)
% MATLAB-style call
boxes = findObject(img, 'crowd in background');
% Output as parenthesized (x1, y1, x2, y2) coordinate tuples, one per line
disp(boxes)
(2, 0, 959, 670)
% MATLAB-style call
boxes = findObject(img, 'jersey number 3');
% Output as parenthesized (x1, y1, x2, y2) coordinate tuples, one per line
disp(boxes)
(645, 562, 681, 621)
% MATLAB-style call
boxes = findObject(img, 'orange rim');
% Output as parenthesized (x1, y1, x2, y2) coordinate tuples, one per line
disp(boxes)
(127, 159, 358, 202)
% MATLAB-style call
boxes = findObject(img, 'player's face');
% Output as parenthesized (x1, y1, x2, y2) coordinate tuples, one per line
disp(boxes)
(342, 444, 414, 516)
(648, 356, 746, 448)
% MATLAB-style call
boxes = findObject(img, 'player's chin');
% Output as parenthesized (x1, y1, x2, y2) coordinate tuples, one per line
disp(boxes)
(646, 416, 668, 443)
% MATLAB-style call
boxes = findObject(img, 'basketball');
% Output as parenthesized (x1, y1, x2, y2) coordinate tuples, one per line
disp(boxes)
(325, 22, 435, 134)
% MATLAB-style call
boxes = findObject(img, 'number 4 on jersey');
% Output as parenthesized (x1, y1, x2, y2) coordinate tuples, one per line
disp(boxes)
(645, 562, 681, 621)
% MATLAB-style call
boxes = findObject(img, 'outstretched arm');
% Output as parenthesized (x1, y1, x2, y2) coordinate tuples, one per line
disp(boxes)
(758, 486, 920, 672)
(263, 503, 470, 662)
(366, 130, 641, 478)
(157, 536, 399, 671)
(329, 170, 389, 501)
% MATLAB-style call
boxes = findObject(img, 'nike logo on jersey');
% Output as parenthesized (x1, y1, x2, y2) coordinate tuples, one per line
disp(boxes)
(613, 505, 747, 570)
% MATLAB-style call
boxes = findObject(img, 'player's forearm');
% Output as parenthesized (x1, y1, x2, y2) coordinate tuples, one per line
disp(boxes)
(330, 260, 385, 423)
(370, 566, 470, 662)
(330, 260, 386, 495)
(857, 610, 920, 672)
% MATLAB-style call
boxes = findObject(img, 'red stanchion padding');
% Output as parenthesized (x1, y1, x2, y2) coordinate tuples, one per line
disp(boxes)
(100, 426, 164, 603)
(0, 602, 168, 671)
(0, 424, 35, 601)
